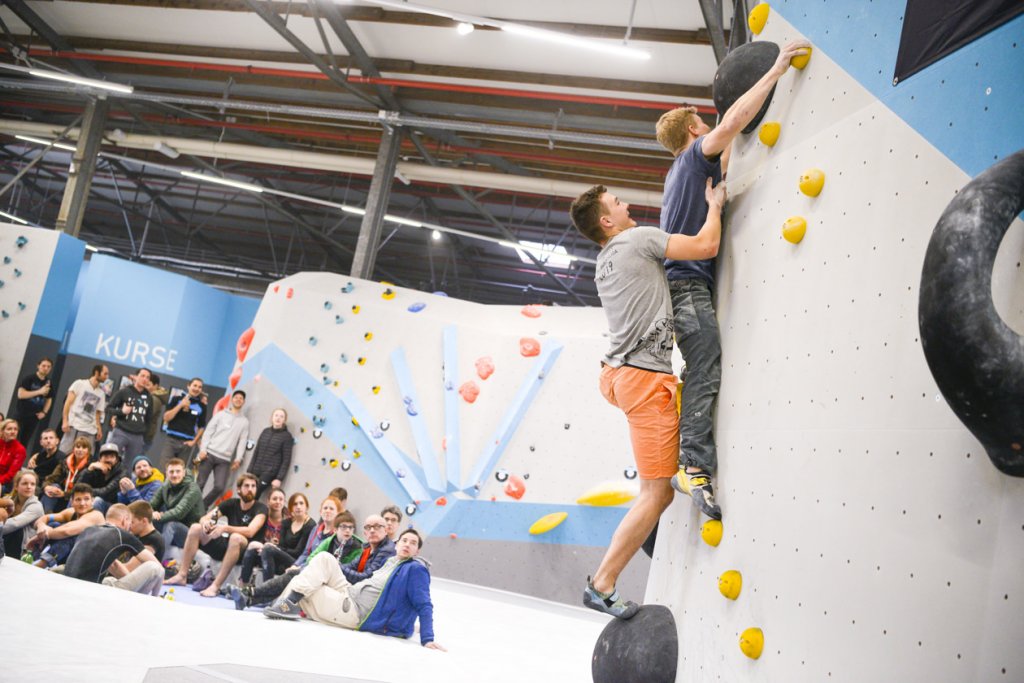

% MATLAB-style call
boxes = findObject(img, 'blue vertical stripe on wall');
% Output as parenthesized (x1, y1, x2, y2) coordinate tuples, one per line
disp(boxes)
(31, 232, 85, 342)
(774, 1, 1024, 176)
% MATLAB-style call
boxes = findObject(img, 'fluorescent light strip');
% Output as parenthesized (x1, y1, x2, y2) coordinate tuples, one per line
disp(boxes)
(499, 240, 578, 262)
(0, 210, 28, 224)
(15, 134, 77, 152)
(180, 170, 264, 193)
(0, 62, 134, 94)
(354, 0, 650, 60)
(72, 148, 598, 266)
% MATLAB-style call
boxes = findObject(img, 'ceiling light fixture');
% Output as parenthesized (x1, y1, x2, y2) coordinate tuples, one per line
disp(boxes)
(354, 0, 650, 60)
(432, 229, 442, 241)
(384, 215, 423, 228)
(180, 170, 264, 193)
(456, 22, 474, 35)
(15, 134, 77, 152)
(153, 142, 180, 159)
(0, 210, 29, 224)
(0, 62, 134, 93)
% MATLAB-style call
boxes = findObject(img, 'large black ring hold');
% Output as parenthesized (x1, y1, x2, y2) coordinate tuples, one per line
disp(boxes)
(712, 41, 780, 134)
(919, 149, 1024, 476)
(592, 604, 677, 683)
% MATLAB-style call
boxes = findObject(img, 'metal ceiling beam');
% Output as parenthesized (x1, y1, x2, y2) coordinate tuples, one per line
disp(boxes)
(48, 0, 723, 46)
(0, 0, 104, 79)
(55, 97, 107, 236)
(240, 0, 380, 108)
(698, 0, 729, 65)
(350, 125, 401, 279)
(21, 35, 710, 99)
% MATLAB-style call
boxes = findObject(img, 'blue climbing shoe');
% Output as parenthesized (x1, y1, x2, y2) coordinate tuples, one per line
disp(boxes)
(583, 579, 639, 620)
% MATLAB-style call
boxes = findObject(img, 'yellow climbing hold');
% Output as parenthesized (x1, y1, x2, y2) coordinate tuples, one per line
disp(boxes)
(329, 458, 339, 468)
(718, 570, 743, 600)
(529, 511, 568, 535)
(791, 45, 812, 70)
(351, 417, 359, 427)
(357, 357, 367, 365)
(701, 519, 723, 547)
(364, 332, 373, 341)
(372, 385, 381, 394)
(799, 168, 825, 197)
(352, 305, 361, 314)
(739, 627, 764, 659)
(747, 3, 770, 35)
(782, 216, 807, 244)
(381, 286, 396, 300)
(576, 482, 637, 507)
(758, 121, 780, 147)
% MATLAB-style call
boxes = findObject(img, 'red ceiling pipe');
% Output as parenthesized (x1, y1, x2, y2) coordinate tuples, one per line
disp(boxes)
(28, 49, 716, 114)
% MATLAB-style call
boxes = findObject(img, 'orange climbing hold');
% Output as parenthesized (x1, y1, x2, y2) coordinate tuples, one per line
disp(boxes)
(475, 356, 495, 380)
(236, 327, 255, 362)
(286, 288, 293, 299)
(459, 381, 480, 403)
(228, 366, 242, 389)
(504, 474, 526, 500)
(521, 304, 543, 318)
(436, 496, 448, 506)
(520, 337, 541, 357)
(213, 395, 230, 415)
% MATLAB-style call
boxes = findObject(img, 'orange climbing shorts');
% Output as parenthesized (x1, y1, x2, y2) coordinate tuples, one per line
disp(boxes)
(599, 364, 679, 480)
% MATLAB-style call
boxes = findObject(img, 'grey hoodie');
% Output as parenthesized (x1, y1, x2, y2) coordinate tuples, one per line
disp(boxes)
(199, 409, 249, 462)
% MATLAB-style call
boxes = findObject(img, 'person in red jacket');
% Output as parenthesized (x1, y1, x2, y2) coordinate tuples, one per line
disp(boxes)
(0, 419, 27, 495)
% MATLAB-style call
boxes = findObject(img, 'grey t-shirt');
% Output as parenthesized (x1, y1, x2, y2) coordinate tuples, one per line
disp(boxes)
(597, 226, 674, 374)
(67, 378, 106, 433)
(350, 555, 403, 619)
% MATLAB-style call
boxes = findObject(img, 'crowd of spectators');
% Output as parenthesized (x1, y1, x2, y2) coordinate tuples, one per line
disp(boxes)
(0, 360, 443, 650)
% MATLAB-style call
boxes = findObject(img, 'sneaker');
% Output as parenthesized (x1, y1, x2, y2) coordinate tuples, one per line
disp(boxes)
(583, 578, 639, 620)
(186, 560, 202, 584)
(192, 568, 215, 592)
(229, 584, 251, 611)
(263, 598, 301, 620)
(686, 471, 722, 520)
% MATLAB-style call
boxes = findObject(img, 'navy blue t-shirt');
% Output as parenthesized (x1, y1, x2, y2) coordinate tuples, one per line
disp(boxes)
(661, 134, 723, 286)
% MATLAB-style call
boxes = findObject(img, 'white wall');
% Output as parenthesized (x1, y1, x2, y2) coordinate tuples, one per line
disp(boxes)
(645, 10, 1024, 683)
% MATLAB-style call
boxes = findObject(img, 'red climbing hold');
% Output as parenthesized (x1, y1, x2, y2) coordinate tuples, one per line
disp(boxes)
(286, 287, 293, 299)
(228, 366, 242, 389)
(273, 285, 280, 293)
(236, 327, 255, 362)
(459, 381, 480, 403)
(520, 337, 541, 357)
(521, 304, 543, 318)
(213, 394, 230, 415)
(504, 474, 526, 500)
(475, 356, 495, 380)
(436, 496, 448, 506)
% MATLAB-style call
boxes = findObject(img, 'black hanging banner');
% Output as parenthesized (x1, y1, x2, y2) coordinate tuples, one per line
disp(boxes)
(893, 0, 1024, 84)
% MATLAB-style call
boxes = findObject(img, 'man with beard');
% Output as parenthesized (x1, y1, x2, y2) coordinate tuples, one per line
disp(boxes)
(163, 472, 266, 597)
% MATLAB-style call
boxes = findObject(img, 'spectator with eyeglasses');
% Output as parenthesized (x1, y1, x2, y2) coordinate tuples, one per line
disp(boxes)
(341, 514, 396, 584)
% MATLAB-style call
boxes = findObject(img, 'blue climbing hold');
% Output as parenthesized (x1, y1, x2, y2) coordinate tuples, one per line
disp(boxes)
(305, 387, 314, 396)
(1, 310, 8, 319)
(339, 354, 348, 363)
(12, 269, 21, 278)
(408, 302, 426, 313)
(433, 291, 448, 297)
(2, 256, 9, 264)
(15, 236, 27, 248)
(309, 336, 318, 346)
(321, 376, 331, 385)
(342, 282, 354, 293)
(17, 302, 25, 311)
(335, 315, 344, 324)
(313, 416, 326, 428)
(319, 363, 330, 373)
(371, 428, 383, 439)
(324, 301, 333, 310)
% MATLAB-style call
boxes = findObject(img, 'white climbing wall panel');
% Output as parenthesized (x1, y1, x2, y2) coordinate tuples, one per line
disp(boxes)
(645, 7, 1024, 683)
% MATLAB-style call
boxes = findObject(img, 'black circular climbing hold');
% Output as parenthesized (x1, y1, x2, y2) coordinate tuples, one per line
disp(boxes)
(494, 469, 509, 483)
(592, 604, 677, 683)
(919, 149, 1024, 476)
(713, 41, 781, 134)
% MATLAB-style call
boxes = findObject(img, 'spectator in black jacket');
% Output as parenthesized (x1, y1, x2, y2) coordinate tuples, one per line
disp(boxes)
(247, 408, 293, 499)
(80, 443, 127, 513)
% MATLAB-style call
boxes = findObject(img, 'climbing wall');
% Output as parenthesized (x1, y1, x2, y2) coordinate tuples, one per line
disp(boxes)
(645, 3, 1024, 682)
(230, 272, 651, 603)
(0, 224, 85, 415)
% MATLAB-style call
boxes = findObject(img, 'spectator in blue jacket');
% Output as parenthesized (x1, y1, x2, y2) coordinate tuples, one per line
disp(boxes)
(264, 528, 445, 650)
(117, 455, 164, 505)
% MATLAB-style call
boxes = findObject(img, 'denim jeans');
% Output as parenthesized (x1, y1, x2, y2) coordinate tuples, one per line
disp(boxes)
(157, 520, 190, 550)
(669, 278, 722, 473)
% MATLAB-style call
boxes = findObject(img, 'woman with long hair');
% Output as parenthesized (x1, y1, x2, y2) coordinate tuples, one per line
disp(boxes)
(0, 419, 26, 495)
(1, 469, 44, 557)
(40, 436, 92, 513)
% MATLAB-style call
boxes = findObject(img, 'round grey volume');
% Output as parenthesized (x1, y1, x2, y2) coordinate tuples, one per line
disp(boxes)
(918, 149, 1024, 476)
(712, 41, 781, 134)
(592, 604, 677, 683)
